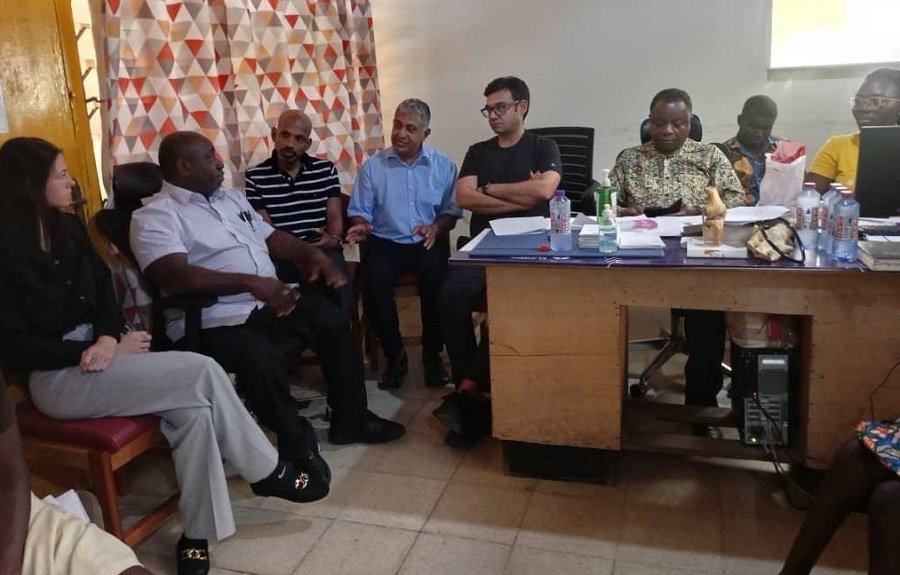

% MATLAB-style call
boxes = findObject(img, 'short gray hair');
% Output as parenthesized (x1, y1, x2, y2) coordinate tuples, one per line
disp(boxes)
(396, 98, 431, 127)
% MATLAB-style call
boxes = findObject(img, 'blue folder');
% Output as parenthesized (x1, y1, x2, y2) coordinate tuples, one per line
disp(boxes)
(469, 230, 666, 258)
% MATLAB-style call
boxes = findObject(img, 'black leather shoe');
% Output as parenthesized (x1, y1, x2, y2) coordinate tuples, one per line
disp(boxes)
(692, 425, 723, 440)
(444, 429, 485, 449)
(176, 535, 210, 575)
(297, 417, 331, 484)
(423, 356, 451, 388)
(329, 411, 406, 444)
(378, 350, 409, 390)
(432, 392, 469, 434)
(433, 392, 491, 438)
(251, 461, 329, 503)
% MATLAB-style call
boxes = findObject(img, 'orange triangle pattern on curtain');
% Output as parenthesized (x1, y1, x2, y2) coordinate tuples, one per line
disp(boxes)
(101, 0, 384, 193)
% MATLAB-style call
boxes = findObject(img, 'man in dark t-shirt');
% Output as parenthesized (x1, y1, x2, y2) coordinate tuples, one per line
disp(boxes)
(435, 76, 561, 447)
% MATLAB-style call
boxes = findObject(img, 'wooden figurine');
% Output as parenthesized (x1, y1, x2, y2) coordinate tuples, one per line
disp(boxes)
(701, 186, 727, 246)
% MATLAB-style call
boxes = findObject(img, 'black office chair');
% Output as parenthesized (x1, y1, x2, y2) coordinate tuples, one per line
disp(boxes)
(530, 126, 598, 214)
(94, 162, 216, 351)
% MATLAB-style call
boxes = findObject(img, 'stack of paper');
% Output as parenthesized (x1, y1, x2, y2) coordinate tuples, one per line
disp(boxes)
(489, 216, 547, 236)
(618, 231, 665, 249)
(858, 241, 900, 271)
(578, 223, 599, 248)
(683, 237, 748, 258)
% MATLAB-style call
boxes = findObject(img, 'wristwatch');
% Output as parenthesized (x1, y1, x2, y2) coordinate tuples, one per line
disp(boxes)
(482, 181, 492, 196)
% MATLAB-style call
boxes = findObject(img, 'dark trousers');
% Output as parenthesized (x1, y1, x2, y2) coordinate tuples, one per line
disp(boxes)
(438, 265, 490, 391)
(274, 248, 353, 320)
(199, 286, 368, 461)
(362, 235, 449, 363)
(683, 309, 727, 407)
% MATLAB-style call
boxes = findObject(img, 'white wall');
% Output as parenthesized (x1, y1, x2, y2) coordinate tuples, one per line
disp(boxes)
(371, 0, 882, 175)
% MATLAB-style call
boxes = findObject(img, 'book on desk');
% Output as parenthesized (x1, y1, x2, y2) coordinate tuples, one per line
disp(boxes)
(858, 240, 900, 271)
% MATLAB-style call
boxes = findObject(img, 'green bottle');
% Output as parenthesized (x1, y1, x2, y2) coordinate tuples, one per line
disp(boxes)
(596, 168, 612, 223)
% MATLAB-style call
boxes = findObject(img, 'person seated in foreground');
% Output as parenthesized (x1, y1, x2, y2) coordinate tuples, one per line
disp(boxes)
(807, 67, 900, 192)
(436, 76, 561, 447)
(244, 109, 353, 317)
(719, 94, 780, 205)
(613, 88, 744, 438)
(130, 131, 405, 452)
(0, 137, 328, 575)
(0, 371, 155, 575)
(346, 98, 460, 390)
(780, 418, 900, 575)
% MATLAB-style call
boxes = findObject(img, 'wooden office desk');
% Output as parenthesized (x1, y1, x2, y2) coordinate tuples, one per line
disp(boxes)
(454, 238, 900, 469)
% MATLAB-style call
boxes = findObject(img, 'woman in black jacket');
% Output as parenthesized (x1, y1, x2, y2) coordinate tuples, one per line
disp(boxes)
(0, 137, 328, 575)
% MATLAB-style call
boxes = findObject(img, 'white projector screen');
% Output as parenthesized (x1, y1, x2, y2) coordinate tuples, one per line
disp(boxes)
(771, 0, 900, 68)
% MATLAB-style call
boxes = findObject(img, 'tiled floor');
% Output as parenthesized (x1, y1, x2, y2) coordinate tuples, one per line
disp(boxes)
(130, 306, 869, 575)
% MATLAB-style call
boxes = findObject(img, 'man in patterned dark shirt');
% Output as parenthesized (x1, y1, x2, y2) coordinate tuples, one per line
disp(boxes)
(614, 89, 743, 438)
(614, 88, 744, 215)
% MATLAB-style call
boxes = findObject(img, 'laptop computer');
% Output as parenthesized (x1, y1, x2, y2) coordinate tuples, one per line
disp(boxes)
(855, 125, 900, 218)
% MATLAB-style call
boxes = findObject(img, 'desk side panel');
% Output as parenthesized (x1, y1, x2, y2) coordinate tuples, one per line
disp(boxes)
(487, 266, 624, 449)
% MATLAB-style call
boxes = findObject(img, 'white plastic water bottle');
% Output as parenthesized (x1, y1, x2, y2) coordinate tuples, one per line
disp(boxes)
(549, 189, 572, 252)
(832, 189, 859, 262)
(794, 182, 820, 251)
(817, 183, 840, 253)
(598, 204, 618, 254)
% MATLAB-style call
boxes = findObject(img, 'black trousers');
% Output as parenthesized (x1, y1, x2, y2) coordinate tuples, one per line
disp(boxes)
(362, 235, 449, 363)
(199, 286, 368, 461)
(273, 247, 353, 320)
(437, 264, 490, 391)
(683, 309, 727, 407)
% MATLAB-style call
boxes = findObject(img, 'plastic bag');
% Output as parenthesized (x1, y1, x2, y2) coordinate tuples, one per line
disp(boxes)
(759, 146, 806, 207)
(746, 217, 805, 263)
(726, 312, 799, 349)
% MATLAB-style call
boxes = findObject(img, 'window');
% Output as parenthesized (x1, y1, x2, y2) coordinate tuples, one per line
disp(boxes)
(771, 0, 900, 69)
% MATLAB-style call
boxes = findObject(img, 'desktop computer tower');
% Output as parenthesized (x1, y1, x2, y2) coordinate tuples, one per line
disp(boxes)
(730, 344, 799, 446)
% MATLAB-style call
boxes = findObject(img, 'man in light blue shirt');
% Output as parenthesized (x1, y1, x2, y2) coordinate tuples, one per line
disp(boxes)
(347, 98, 461, 389)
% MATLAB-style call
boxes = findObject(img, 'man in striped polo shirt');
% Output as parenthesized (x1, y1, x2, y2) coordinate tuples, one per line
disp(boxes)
(245, 110, 351, 316)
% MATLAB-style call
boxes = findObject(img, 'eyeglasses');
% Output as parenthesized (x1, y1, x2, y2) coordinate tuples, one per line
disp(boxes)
(850, 96, 900, 110)
(480, 100, 521, 118)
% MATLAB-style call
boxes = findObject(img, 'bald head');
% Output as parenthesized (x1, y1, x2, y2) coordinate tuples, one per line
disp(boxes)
(277, 110, 312, 132)
(158, 131, 224, 196)
(272, 110, 313, 172)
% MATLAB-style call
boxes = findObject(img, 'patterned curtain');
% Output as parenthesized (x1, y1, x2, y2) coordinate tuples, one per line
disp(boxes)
(100, 0, 383, 191)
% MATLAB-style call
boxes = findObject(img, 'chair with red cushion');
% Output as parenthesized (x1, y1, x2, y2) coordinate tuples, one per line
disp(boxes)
(15, 400, 178, 546)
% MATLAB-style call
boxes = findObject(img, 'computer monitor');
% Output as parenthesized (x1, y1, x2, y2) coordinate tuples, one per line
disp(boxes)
(855, 125, 900, 218)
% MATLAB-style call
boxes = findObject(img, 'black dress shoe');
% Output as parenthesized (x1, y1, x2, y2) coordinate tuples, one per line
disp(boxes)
(176, 534, 210, 575)
(378, 350, 409, 390)
(423, 357, 451, 388)
(433, 391, 491, 438)
(692, 425, 723, 439)
(432, 392, 469, 434)
(444, 429, 485, 449)
(296, 417, 332, 484)
(329, 411, 406, 444)
(251, 461, 329, 503)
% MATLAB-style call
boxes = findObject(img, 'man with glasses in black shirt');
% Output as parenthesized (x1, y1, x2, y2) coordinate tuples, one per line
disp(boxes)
(435, 76, 561, 447)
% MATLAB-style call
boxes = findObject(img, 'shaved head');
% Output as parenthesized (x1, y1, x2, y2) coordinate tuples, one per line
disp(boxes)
(276, 109, 312, 132)
(271, 110, 314, 172)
